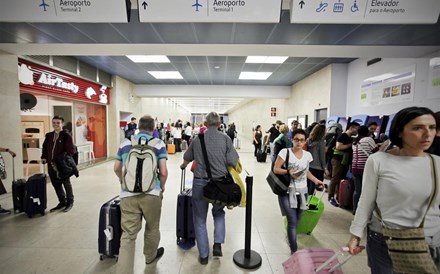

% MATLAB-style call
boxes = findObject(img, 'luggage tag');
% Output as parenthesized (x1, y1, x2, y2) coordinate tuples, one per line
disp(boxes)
(30, 196, 41, 206)
(104, 226, 114, 240)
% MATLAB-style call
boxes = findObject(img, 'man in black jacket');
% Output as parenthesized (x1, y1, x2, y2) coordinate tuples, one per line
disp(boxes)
(41, 116, 76, 213)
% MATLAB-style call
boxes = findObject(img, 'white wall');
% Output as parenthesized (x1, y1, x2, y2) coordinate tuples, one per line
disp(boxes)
(0, 53, 22, 189)
(140, 98, 191, 125)
(109, 76, 142, 157)
(228, 98, 286, 144)
(346, 53, 440, 116)
(329, 64, 348, 116)
(286, 65, 333, 125)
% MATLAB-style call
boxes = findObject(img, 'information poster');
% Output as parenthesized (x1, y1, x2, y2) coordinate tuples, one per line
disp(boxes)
(360, 65, 415, 107)
(428, 58, 440, 99)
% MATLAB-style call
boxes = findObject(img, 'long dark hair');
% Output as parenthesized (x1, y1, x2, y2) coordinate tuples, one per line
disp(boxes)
(353, 126, 370, 145)
(389, 106, 436, 148)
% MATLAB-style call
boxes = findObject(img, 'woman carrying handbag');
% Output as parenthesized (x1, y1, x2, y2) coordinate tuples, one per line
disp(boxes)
(273, 129, 325, 255)
(347, 106, 440, 274)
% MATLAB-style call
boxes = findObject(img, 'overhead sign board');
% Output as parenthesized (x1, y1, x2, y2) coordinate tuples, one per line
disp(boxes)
(291, 0, 440, 24)
(0, 0, 129, 22)
(137, 0, 282, 23)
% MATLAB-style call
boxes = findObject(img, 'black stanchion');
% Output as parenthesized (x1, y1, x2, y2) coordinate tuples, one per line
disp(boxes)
(233, 175, 262, 269)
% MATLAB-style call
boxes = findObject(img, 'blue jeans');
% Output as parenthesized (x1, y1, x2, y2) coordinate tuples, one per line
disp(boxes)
(278, 193, 303, 253)
(192, 178, 226, 258)
(367, 228, 395, 274)
(353, 173, 363, 211)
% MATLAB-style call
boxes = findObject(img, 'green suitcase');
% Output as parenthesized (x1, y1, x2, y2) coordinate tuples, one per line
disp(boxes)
(284, 192, 325, 235)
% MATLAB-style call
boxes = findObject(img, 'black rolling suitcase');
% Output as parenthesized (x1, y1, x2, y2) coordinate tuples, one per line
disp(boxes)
(98, 196, 122, 260)
(176, 169, 195, 250)
(24, 172, 47, 218)
(11, 157, 26, 213)
(256, 148, 267, 163)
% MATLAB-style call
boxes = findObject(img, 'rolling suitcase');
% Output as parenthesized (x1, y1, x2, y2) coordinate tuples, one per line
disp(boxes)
(256, 148, 267, 162)
(297, 190, 325, 235)
(234, 137, 240, 149)
(283, 247, 352, 274)
(98, 196, 122, 260)
(24, 172, 47, 218)
(176, 169, 195, 250)
(181, 140, 188, 150)
(337, 179, 354, 209)
(11, 157, 26, 213)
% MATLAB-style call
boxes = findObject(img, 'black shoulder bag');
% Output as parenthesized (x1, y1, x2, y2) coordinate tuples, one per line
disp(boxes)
(266, 149, 291, 195)
(199, 134, 242, 207)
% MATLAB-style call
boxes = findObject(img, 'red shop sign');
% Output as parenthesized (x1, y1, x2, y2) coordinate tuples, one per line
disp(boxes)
(18, 59, 110, 105)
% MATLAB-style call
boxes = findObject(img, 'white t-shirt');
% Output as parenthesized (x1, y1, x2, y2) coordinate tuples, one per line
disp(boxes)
(278, 148, 313, 189)
(184, 126, 192, 136)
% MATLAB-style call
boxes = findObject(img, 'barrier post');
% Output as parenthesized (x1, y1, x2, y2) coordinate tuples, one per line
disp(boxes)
(233, 175, 262, 269)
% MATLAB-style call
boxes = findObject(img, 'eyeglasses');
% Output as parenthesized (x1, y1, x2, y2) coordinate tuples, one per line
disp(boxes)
(293, 138, 306, 143)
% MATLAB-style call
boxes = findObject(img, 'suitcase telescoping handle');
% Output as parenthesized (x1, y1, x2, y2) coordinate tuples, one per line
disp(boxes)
(306, 187, 326, 207)
(12, 154, 16, 182)
(180, 168, 185, 194)
(315, 247, 352, 273)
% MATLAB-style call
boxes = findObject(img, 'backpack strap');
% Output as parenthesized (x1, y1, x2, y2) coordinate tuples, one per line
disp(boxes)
(131, 135, 156, 146)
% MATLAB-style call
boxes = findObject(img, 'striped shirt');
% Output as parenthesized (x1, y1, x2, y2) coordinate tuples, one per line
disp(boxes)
(351, 136, 378, 175)
(116, 132, 168, 198)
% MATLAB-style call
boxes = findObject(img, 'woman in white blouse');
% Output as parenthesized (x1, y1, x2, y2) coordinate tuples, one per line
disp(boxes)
(347, 106, 440, 274)
(273, 129, 325, 254)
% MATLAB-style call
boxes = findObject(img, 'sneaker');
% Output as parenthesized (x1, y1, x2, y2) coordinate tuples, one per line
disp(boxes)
(198, 256, 208, 265)
(213, 243, 222, 257)
(0, 208, 11, 215)
(146, 247, 164, 264)
(50, 202, 66, 212)
(329, 198, 339, 207)
(63, 204, 73, 212)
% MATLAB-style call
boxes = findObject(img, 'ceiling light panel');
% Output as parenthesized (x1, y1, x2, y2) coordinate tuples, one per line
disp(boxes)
(148, 71, 183, 79)
(127, 55, 170, 63)
(245, 56, 288, 64)
(239, 72, 272, 80)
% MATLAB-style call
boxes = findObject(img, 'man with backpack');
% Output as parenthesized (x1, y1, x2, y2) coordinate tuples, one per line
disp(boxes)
(114, 115, 168, 271)
(327, 122, 360, 207)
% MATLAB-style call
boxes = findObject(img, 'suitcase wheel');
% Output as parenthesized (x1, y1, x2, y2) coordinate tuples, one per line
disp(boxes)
(41, 212, 45, 216)
(99, 255, 104, 261)
(27, 214, 32, 218)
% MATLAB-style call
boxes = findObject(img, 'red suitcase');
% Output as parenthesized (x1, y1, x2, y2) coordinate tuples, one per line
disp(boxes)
(283, 248, 352, 274)
(337, 179, 354, 209)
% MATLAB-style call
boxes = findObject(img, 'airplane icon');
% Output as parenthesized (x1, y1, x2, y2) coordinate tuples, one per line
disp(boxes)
(192, 0, 202, 11)
(39, 0, 49, 11)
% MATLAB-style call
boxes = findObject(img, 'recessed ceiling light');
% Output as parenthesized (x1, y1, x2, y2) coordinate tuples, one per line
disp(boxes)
(239, 72, 272, 80)
(245, 56, 288, 64)
(214, 66, 220, 69)
(126, 55, 170, 63)
(148, 71, 183, 79)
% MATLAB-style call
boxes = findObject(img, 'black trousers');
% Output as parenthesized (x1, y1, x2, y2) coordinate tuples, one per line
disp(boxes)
(48, 163, 74, 205)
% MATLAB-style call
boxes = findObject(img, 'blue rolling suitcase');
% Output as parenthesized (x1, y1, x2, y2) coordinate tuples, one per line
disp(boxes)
(98, 196, 122, 260)
(24, 173, 47, 218)
(176, 169, 195, 249)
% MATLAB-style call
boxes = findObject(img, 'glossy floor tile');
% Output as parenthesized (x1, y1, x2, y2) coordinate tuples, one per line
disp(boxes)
(0, 142, 369, 274)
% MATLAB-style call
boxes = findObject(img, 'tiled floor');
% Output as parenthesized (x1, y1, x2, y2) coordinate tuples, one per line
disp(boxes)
(0, 142, 369, 274)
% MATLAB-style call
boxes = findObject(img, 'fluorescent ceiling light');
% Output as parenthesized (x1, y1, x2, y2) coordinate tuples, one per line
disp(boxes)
(239, 72, 272, 80)
(126, 55, 170, 63)
(245, 56, 288, 64)
(148, 71, 183, 79)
